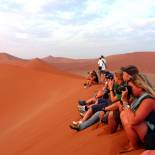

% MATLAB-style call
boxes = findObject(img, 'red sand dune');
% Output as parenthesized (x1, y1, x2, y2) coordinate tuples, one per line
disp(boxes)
(22, 58, 64, 74)
(107, 51, 155, 73)
(0, 52, 28, 65)
(0, 64, 143, 155)
(0, 52, 155, 155)
(42, 51, 155, 75)
(1, 51, 155, 75)
(42, 55, 97, 75)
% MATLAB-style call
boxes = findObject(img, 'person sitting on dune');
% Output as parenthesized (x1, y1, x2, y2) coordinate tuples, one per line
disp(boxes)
(78, 71, 113, 117)
(79, 71, 112, 107)
(70, 70, 127, 131)
(119, 66, 155, 153)
(83, 70, 99, 88)
(97, 65, 139, 133)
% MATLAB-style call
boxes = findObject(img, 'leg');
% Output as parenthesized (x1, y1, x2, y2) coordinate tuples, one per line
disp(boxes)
(141, 150, 155, 155)
(79, 111, 100, 130)
(120, 111, 139, 148)
(108, 111, 118, 133)
(105, 101, 122, 112)
(120, 112, 149, 154)
(81, 108, 93, 122)
(99, 111, 105, 122)
(133, 122, 148, 142)
(86, 97, 96, 105)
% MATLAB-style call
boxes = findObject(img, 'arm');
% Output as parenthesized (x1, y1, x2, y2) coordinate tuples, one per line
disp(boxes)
(109, 90, 118, 102)
(105, 101, 122, 111)
(123, 98, 155, 125)
(107, 80, 118, 102)
(95, 90, 104, 98)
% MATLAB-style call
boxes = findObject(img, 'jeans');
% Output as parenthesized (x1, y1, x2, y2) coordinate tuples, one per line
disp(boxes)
(79, 111, 109, 130)
(79, 111, 100, 130)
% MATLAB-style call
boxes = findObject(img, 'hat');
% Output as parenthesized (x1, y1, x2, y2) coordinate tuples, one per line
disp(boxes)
(121, 65, 139, 76)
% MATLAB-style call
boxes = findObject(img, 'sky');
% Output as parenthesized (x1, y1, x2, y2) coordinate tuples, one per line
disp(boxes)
(0, 0, 155, 59)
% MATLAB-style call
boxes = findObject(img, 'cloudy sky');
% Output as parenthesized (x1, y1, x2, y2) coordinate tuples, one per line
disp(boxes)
(0, 0, 155, 59)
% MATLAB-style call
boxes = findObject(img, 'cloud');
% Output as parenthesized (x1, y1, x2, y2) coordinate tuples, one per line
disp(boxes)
(0, 0, 155, 58)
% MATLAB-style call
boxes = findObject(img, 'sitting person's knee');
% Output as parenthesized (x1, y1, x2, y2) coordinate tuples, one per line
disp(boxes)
(108, 111, 113, 120)
(120, 110, 126, 120)
(108, 111, 118, 133)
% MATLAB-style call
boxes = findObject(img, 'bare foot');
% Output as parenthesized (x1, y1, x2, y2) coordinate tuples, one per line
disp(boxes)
(119, 144, 139, 154)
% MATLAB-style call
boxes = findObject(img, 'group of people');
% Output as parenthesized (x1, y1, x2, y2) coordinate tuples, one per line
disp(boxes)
(70, 64, 155, 154)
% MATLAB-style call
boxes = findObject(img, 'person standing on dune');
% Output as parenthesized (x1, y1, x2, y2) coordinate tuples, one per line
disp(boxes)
(98, 55, 107, 79)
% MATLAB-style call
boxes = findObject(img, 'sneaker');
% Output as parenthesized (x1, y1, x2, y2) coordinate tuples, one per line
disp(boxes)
(72, 121, 79, 125)
(78, 100, 86, 106)
(77, 105, 83, 110)
(72, 121, 82, 125)
(69, 124, 80, 131)
(77, 105, 86, 113)
(80, 112, 85, 117)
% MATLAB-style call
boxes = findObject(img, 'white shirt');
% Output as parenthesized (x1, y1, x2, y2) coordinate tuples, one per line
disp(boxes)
(98, 58, 106, 70)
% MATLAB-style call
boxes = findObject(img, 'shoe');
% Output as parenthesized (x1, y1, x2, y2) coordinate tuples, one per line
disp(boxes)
(72, 121, 82, 125)
(78, 100, 86, 106)
(69, 124, 80, 131)
(72, 121, 78, 125)
(80, 112, 85, 117)
(77, 105, 86, 113)
(83, 83, 88, 88)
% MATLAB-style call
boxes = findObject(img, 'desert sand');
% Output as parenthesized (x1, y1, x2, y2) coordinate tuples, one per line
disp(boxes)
(0, 52, 154, 155)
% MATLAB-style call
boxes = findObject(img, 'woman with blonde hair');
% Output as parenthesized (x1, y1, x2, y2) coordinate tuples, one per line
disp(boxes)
(120, 65, 155, 153)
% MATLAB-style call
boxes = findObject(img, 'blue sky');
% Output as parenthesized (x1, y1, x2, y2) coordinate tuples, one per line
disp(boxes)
(0, 0, 155, 59)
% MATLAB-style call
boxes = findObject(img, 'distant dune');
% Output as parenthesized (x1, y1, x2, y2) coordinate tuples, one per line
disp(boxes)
(0, 51, 154, 155)
(107, 51, 155, 73)
(0, 51, 155, 75)
(0, 52, 27, 65)
(23, 58, 61, 74)
(42, 56, 97, 76)
(42, 51, 155, 75)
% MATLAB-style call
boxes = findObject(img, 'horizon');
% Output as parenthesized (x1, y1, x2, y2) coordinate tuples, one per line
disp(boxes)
(0, 0, 155, 59)
(1, 50, 155, 60)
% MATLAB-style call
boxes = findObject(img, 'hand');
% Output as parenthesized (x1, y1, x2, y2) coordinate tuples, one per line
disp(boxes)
(121, 88, 128, 103)
(107, 79, 114, 90)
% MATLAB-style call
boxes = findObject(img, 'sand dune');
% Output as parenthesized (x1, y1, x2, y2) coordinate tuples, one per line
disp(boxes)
(0, 64, 135, 155)
(107, 51, 155, 73)
(1, 51, 155, 75)
(0, 52, 27, 65)
(42, 56, 97, 76)
(42, 51, 155, 75)
(0, 52, 155, 155)
(0, 64, 86, 155)
(23, 58, 63, 74)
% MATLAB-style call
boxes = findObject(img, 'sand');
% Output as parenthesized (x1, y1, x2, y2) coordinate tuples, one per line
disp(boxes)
(0, 52, 154, 155)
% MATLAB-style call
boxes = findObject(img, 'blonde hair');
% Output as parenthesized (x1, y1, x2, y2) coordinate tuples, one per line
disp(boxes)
(132, 73, 155, 98)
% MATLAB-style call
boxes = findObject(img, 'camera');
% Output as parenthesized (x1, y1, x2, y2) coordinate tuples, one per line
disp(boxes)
(105, 72, 114, 80)
(118, 85, 127, 91)
(102, 88, 110, 99)
(116, 85, 128, 95)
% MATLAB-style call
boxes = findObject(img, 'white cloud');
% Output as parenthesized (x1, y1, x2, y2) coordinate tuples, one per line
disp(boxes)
(84, 0, 104, 14)
(0, 0, 155, 58)
(55, 11, 75, 20)
(15, 32, 29, 39)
